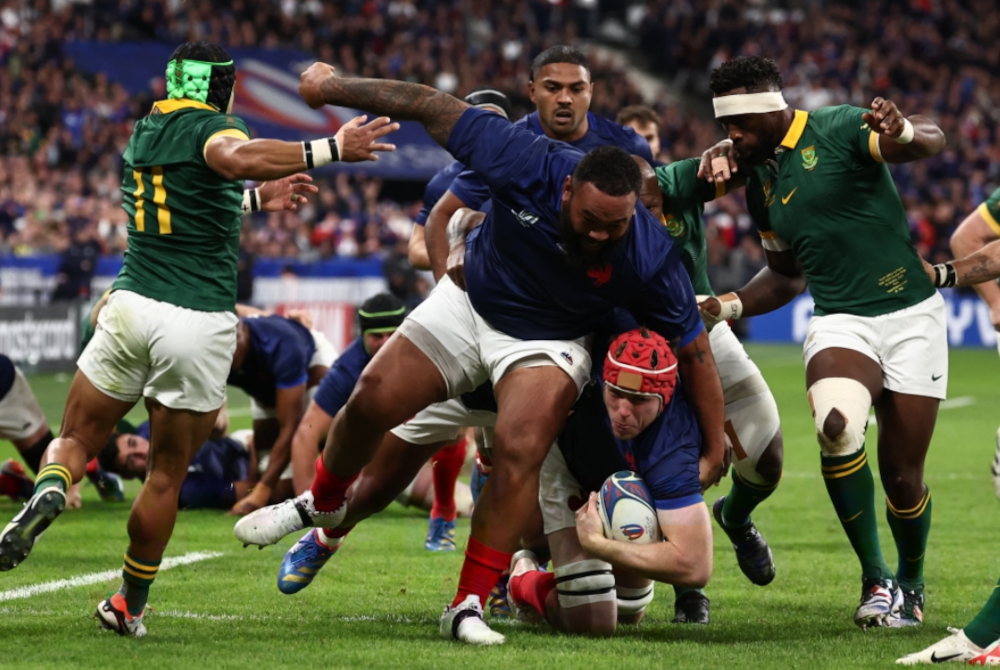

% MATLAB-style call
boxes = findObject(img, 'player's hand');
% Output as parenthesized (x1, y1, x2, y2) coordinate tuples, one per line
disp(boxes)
(446, 241, 467, 290)
(575, 492, 607, 551)
(258, 174, 318, 212)
(299, 62, 337, 109)
(229, 484, 271, 516)
(335, 115, 399, 163)
(286, 309, 315, 330)
(863, 97, 905, 138)
(697, 139, 738, 183)
(699, 454, 726, 492)
(65, 483, 82, 510)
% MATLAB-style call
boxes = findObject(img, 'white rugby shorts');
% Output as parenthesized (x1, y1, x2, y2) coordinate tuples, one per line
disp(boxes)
(0, 365, 48, 441)
(397, 275, 592, 398)
(539, 444, 587, 535)
(802, 292, 948, 400)
(78, 290, 237, 412)
(390, 397, 497, 446)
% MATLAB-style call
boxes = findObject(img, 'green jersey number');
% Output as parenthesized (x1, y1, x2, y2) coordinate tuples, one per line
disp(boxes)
(132, 166, 172, 235)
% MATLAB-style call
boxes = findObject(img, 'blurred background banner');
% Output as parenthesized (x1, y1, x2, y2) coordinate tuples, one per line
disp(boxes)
(0, 303, 80, 373)
(747, 290, 1000, 348)
(63, 41, 452, 179)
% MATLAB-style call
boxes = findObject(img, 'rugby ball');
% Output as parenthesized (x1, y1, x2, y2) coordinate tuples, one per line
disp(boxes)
(597, 471, 662, 544)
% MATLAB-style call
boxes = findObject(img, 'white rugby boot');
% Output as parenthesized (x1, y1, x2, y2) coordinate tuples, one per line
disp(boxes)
(896, 628, 993, 665)
(234, 490, 345, 548)
(440, 595, 506, 645)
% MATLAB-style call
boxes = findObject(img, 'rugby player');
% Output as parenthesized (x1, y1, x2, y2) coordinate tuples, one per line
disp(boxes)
(617, 105, 661, 159)
(697, 56, 946, 629)
(509, 327, 711, 634)
(0, 41, 396, 638)
(638, 156, 787, 617)
(235, 61, 725, 646)
(423, 45, 653, 281)
(896, 187, 1000, 665)
(408, 90, 513, 271)
(226, 313, 336, 514)
(0, 354, 60, 504)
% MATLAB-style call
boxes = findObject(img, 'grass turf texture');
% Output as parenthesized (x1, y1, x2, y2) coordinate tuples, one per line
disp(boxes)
(1, 344, 999, 669)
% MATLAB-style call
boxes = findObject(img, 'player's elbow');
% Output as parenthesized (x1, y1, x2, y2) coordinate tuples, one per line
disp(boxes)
(672, 553, 712, 590)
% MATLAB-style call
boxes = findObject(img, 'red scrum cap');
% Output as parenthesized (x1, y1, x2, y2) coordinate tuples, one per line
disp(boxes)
(603, 328, 678, 412)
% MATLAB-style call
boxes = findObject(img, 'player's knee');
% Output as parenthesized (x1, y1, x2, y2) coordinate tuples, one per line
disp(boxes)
(555, 559, 616, 630)
(617, 583, 654, 621)
(753, 431, 784, 484)
(879, 466, 924, 505)
(808, 378, 871, 457)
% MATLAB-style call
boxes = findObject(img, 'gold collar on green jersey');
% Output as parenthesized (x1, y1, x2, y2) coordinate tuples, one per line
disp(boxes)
(150, 99, 217, 115)
(776, 110, 809, 153)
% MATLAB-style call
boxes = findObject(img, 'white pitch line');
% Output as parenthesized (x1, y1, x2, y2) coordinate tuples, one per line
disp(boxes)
(0, 551, 224, 602)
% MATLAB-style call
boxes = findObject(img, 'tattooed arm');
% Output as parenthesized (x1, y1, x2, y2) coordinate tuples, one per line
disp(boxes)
(676, 329, 727, 491)
(949, 241, 1000, 286)
(299, 62, 469, 147)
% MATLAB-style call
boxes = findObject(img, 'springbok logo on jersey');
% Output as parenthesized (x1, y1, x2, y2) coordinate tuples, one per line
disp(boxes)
(587, 264, 612, 286)
(801, 146, 818, 171)
(763, 179, 776, 208)
(663, 212, 685, 238)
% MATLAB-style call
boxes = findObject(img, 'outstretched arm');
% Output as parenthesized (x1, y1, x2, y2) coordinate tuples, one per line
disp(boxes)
(299, 62, 470, 147)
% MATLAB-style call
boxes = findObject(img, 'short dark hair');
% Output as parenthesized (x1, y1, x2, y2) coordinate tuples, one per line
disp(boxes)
(572, 146, 642, 197)
(709, 56, 784, 95)
(168, 41, 237, 112)
(616, 105, 659, 129)
(97, 432, 121, 474)
(530, 45, 591, 81)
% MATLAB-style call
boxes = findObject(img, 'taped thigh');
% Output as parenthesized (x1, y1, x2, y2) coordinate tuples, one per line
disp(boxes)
(807, 377, 871, 457)
(616, 583, 654, 616)
(555, 559, 616, 609)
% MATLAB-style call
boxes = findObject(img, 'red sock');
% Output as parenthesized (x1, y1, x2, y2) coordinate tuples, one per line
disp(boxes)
(509, 570, 557, 621)
(310, 456, 357, 513)
(451, 537, 512, 608)
(431, 438, 467, 522)
(477, 450, 492, 472)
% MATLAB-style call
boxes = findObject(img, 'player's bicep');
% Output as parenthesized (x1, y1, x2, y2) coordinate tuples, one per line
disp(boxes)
(763, 247, 803, 279)
(275, 383, 307, 426)
(445, 109, 546, 193)
(203, 133, 250, 174)
(655, 502, 711, 551)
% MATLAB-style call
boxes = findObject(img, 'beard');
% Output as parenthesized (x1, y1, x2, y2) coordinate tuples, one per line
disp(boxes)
(558, 200, 624, 270)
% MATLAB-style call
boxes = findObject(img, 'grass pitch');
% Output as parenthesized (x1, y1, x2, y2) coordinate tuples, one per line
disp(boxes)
(2, 345, 1000, 669)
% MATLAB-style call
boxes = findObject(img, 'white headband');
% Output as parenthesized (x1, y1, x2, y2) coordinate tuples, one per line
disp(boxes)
(713, 91, 788, 118)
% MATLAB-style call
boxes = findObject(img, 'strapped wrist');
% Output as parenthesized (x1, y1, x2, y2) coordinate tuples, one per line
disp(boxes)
(241, 187, 260, 214)
(894, 118, 915, 144)
(932, 262, 956, 288)
(302, 137, 340, 169)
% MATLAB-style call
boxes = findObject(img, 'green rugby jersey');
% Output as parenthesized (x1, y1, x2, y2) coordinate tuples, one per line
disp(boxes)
(654, 158, 725, 299)
(745, 105, 934, 317)
(977, 186, 1000, 237)
(115, 99, 251, 313)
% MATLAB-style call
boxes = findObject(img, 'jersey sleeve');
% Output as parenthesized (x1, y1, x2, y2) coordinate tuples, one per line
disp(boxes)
(645, 460, 704, 511)
(656, 158, 720, 206)
(271, 339, 309, 390)
(446, 108, 555, 197)
(313, 363, 357, 417)
(978, 187, 1000, 237)
(625, 245, 704, 348)
(447, 169, 492, 212)
(827, 105, 885, 166)
(197, 113, 252, 162)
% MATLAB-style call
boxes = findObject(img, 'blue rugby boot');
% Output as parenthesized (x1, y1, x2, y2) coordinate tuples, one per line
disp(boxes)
(277, 528, 342, 594)
(425, 515, 456, 552)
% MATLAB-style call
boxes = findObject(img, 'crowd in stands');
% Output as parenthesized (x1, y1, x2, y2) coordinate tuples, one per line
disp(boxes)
(1, 0, 998, 302)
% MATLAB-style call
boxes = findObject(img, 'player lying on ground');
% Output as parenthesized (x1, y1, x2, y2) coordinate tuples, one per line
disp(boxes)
(408, 89, 512, 270)
(508, 326, 711, 634)
(424, 45, 653, 283)
(226, 312, 336, 514)
(0, 41, 397, 638)
(698, 55, 945, 629)
(288, 292, 473, 551)
(235, 61, 725, 647)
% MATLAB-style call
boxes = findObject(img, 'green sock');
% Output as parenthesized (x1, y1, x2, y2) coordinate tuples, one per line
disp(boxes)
(33, 463, 71, 495)
(120, 551, 160, 616)
(673, 586, 706, 599)
(886, 486, 931, 593)
(821, 447, 893, 581)
(721, 470, 779, 528)
(965, 579, 1000, 648)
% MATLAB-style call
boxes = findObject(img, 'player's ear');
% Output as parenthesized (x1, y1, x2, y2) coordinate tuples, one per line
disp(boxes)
(562, 175, 573, 200)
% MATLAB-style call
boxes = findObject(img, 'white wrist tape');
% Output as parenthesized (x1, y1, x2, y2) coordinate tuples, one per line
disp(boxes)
(894, 118, 915, 144)
(302, 137, 340, 169)
(697, 292, 743, 328)
(241, 187, 260, 214)
(713, 91, 788, 118)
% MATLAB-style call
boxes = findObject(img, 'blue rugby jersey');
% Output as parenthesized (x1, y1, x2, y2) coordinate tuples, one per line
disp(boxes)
(313, 337, 370, 418)
(448, 111, 654, 211)
(415, 160, 465, 226)
(445, 108, 702, 344)
(226, 315, 316, 409)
